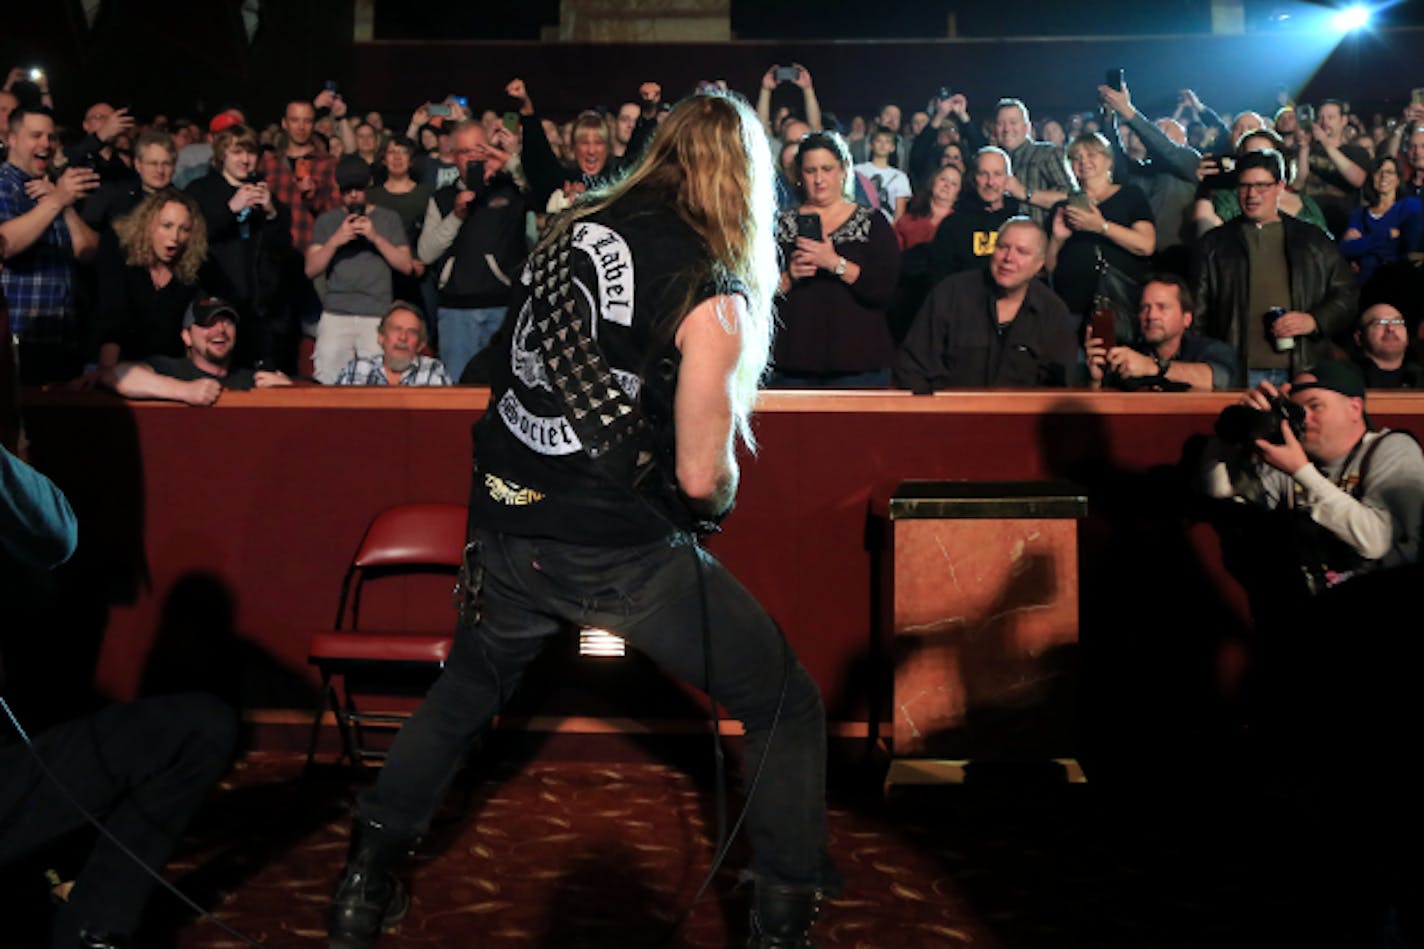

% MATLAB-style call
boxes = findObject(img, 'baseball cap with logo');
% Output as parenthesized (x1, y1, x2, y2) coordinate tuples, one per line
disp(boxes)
(183, 297, 240, 329)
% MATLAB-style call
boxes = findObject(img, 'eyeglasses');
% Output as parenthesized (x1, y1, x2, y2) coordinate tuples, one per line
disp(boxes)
(1366, 318, 1407, 328)
(1237, 181, 1278, 193)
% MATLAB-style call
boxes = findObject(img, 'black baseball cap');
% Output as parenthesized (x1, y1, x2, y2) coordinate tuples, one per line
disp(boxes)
(335, 155, 372, 192)
(183, 297, 240, 328)
(1293, 361, 1366, 400)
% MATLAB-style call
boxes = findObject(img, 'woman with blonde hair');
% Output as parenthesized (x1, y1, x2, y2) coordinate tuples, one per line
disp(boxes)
(328, 92, 838, 949)
(93, 188, 208, 368)
(1047, 131, 1154, 333)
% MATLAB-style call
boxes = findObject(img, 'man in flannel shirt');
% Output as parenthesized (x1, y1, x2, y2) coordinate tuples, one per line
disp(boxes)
(0, 107, 101, 383)
(260, 98, 340, 252)
(334, 302, 452, 386)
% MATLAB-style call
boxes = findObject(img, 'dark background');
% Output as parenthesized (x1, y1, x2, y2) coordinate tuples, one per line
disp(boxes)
(2, 1, 1421, 131)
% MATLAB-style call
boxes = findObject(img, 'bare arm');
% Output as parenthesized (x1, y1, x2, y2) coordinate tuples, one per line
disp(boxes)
(101, 362, 222, 405)
(672, 294, 745, 516)
(64, 207, 99, 260)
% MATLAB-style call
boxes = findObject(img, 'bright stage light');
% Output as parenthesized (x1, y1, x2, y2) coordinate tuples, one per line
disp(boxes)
(1329, 5, 1372, 31)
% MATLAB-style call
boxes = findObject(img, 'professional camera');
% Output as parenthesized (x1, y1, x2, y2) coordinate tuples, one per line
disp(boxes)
(1215, 396, 1306, 447)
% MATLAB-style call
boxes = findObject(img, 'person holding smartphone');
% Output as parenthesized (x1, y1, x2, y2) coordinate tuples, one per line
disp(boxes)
(1046, 131, 1155, 335)
(771, 131, 900, 387)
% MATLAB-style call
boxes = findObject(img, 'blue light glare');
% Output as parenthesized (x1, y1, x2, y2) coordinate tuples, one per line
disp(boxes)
(1330, 5, 1372, 32)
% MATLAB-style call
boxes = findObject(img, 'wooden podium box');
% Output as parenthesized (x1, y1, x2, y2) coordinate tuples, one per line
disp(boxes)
(886, 481, 1088, 787)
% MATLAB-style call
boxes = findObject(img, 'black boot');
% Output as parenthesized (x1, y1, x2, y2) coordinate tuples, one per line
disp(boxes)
(747, 880, 824, 948)
(328, 817, 411, 949)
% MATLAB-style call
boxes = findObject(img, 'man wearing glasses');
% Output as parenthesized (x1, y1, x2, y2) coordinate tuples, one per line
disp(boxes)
(1192, 149, 1356, 387)
(1352, 303, 1422, 388)
(81, 130, 176, 233)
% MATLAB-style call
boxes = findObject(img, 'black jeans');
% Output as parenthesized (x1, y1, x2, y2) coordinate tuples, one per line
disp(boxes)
(360, 529, 837, 888)
(0, 693, 237, 947)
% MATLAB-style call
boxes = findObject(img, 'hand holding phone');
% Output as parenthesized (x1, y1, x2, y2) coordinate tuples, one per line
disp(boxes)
(1090, 300, 1118, 349)
(774, 65, 801, 84)
(427, 103, 452, 118)
(794, 212, 822, 242)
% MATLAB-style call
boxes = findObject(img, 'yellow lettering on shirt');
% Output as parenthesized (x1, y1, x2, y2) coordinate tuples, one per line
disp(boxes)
(973, 231, 998, 256)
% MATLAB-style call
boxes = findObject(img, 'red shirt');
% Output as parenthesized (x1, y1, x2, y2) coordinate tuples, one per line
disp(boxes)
(259, 150, 339, 251)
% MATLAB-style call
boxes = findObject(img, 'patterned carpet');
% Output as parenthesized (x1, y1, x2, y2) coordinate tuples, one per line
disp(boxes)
(7, 739, 1417, 947)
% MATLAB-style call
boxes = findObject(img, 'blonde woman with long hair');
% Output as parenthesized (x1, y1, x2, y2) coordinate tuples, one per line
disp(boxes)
(94, 188, 208, 369)
(328, 92, 839, 949)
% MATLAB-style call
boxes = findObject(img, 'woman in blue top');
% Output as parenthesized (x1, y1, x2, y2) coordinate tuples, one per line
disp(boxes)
(1341, 155, 1424, 286)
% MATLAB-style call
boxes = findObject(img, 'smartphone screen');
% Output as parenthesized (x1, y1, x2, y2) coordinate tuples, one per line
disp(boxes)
(428, 104, 452, 118)
(774, 66, 801, 83)
(1412, 87, 1424, 107)
(1090, 304, 1117, 349)
(1067, 191, 1091, 212)
(502, 112, 520, 134)
(795, 213, 822, 241)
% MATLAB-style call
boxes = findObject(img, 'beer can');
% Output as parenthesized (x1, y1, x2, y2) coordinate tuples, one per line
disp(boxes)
(1267, 306, 1294, 351)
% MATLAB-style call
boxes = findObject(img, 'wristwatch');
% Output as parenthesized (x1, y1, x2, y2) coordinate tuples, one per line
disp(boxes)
(1022, 185, 1034, 203)
(1153, 352, 1171, 376)
(833, 257, 848, 277)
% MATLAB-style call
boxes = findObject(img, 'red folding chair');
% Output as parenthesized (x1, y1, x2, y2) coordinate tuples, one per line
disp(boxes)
(306, 503, 468, 767)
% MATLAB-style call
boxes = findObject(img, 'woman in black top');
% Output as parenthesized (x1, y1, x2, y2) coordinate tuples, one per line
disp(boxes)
(93, 189, 207, 368)
(1046, 131, 1155, 331)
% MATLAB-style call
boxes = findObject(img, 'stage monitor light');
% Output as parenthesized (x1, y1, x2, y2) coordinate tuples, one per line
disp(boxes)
(1329, 5, 1371, 31)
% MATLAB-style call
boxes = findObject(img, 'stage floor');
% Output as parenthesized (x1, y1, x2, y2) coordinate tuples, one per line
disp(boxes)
(7, 736, 1408, 948)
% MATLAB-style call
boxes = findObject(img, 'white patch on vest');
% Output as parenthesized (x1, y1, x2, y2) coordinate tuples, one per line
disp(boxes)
(501, 220, 640, 455)
(497, 390, 582, 455)
(571, 222, 635, 327)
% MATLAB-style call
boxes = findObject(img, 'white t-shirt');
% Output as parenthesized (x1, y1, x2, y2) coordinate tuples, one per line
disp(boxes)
(854, 162, 910, 221)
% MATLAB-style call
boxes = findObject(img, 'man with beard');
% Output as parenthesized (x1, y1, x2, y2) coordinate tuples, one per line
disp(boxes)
(1086, 273, 1238, 390)
(0, 107, 100, 382)
(1350, 302, 1423, 388)
(100, 296, 290, 404)
(333, 302, 451, 385)
(896, 216, 1076, 389)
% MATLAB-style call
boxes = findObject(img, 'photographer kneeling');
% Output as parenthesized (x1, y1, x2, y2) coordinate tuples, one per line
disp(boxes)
(1206, 362, 1424, 593)
(1203, 361, 1424, 944)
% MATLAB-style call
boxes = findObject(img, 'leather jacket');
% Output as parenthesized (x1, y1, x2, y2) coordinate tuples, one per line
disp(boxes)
(1192, 214, 1357, 383)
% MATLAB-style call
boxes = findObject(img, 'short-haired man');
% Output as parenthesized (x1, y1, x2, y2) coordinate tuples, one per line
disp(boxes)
(82, 129, 176, 232)
(1302, 99, 1370, 237)
(929, 146, 1022, 281)
(0, 107, 101, 382)
(306, 156, 413, 383)
(260, 97, 340, 252)
(417, 121, 528, 380)
(101, 296, 291, 404)
(1099, 81, 1201, 267)
(334, 302, 452, 386)
(1351, 302, 1422, 388)
(1086, 273, 1238, 391)
(896, 217, 1076, 389)
(1205, 363, 1424, 594)
(991, 98, 1073, 227)
(1193, 149, 1356, 388)
(64, 101, 136, 185)
(1401, 123, 1424, 198)
(612, 102, 641, 159)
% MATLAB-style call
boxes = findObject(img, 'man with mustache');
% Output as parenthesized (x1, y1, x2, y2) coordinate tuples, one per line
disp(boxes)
(0, 107, 101, 383)
(100, 296, 290, 404)
(333, 302, 451, 385)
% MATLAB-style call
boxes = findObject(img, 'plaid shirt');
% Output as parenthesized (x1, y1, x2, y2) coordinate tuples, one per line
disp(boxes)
(259, 150, 339, 251)
(334, 353, 453, 386)
(1006, 139, 1072, 227)
(0, 163, 77, 344)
